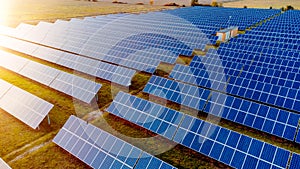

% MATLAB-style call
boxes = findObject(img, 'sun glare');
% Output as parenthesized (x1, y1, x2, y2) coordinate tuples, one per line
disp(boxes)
(0, 0, 11, 26)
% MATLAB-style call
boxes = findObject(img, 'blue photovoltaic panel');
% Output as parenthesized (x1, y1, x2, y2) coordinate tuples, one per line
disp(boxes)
(143, 75, 211, 111)
(49, 72, 102, 103)
(174, 115, 290, 169)
(169, 64, 212, 89)
(135, 152, 175, 169)
(0, 158, 11, 169)
(205, 91, 300, 141)
(227, 76, 300, 112)
(106, 91, 184, 140)
(106, 92, 291, 169)
(0, 79, 53, 129)
(53, 115, 176, 169)
(143, 75, 300, 141)
(289, 153, 300, 169)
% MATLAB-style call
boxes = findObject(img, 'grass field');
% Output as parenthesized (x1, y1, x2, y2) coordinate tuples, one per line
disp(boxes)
(1, 0, 300, 168)
(0, 0, 176, 27)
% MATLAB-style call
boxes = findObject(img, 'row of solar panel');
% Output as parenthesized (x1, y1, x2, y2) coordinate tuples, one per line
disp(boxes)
(215, 48, 300, 73)
(193, 50, 300, 89)
(229, 10, 300, 53)
(230, 38, 300, 52)
(106, 91, 299, 169)
(0, 50, 101, 103)
(200, 48, 300, 90)
(219, 50, 299, 73)
(163, 7, 280, 30)
(0, 35, 136, 86)
(6, 13, 213, 70)
(143, 76, 300, 142)
(0, 79, 53, 129)
(240, 34, 300, 44)
(220, 43, 300, 60)
(253, 27, 299, 33)
(249, 30, 300, 39)
(5, 25, 162, 74)
(53, 115, 176, 169)
(170, 60, 300, 113)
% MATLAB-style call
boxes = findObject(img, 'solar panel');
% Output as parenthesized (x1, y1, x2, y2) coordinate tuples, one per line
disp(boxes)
(19, 61, 60, 86)
(0, 35, 38, 56)
(0, 79, 12, 98)
(0, 50, 29, 73)
(204, 91, 300, 141)
(175, 115, 290, 169)
(143, 75, 211, 111)
(289, 153, 300, 169)
(0, 79, 54, 129)
(106, 92, 291, 169)
(0, 50, 102, 103)
(0, 36, 136, 86)
(53, 115, 176, 169)
(32, 45, 63, 63)
(106, 91, 184, 140)
(134, 152, 175, 169)
(0, 158, 11, 169)
(49, 72, 102, 103)
(144, 74, 299, 140)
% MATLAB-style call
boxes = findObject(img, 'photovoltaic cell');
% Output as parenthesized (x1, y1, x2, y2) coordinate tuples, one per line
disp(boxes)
(19, 61, 60, 86)
(143, 75, 210, 111)
(205, 91, 300, 141)
(0, 79, 12, 98)
(289, 153, 300, 169)
(0, 50, 29, 73)
(49, 72, 102, 103)
(0, 79, 53, 129)
(106, 91, 184, 140)
(53, 115, 176, 169)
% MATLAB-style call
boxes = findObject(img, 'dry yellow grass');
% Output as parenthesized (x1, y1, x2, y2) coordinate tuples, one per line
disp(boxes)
(0, 0, 176, 27)
(223, 0, 300, 9)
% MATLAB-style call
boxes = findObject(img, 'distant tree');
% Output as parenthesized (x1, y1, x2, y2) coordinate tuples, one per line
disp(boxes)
(211, 1, 218, 7)
(149, 0, 154, 5)
(270, 6, 272, 9)
(286, 5, 294, 10)
(191, 0, 198, 6)
(281, 7, 285, 11)
(244, 5, 247, 8)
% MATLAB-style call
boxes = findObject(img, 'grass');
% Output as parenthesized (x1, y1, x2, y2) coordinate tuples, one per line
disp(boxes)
(1, 0, 176, 27)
